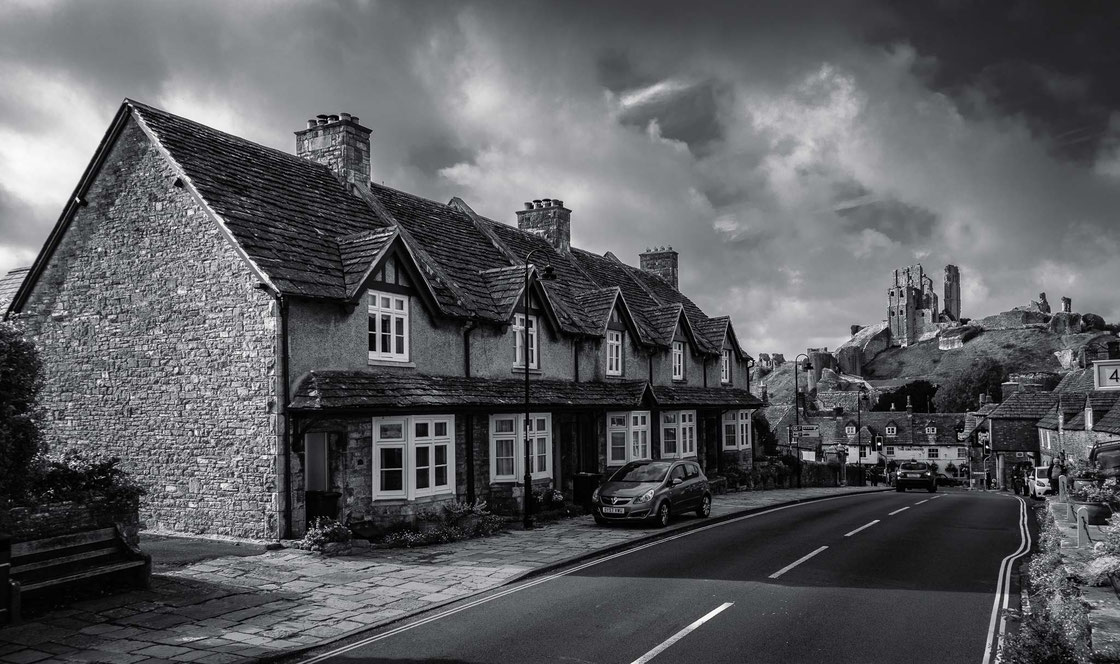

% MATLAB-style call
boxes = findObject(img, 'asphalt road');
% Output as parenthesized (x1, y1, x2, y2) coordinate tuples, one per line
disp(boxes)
(297, 489, 1033, 664)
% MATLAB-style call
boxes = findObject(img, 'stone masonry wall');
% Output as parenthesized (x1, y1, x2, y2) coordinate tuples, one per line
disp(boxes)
(16, 118, 279, 539)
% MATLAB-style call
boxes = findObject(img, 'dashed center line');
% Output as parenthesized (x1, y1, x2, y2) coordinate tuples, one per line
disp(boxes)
(888, 506, 910, 516)
(844, 520, 880, 537)
(914, 499, 929, 505)
(630, 602, 734, 664)
(930, 495, 944, 499)
(769, 546, 829, 579)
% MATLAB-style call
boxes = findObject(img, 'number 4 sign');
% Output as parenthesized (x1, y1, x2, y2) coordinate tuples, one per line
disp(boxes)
(1094, 360, 1120, 391)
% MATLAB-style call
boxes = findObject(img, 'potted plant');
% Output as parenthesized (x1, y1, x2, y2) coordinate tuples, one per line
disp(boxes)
(1069, 478, 1117, 526)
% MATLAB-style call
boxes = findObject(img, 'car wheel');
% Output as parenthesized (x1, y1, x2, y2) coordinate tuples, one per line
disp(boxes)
(696, 494, 711, 518)
(655, 501, 671, 528)
(594, 513, 608, 525)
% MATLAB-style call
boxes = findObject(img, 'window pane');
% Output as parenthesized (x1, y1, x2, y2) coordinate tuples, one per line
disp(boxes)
(381, 296, 391, 308)
(368, 318, 377, 351)
(380, 447, 403, 492)
(380, 314, 391, 352)
(435, 445, 447, 465)
(610, 415, 626, 428)
(495, 418, 514, 433)
(536, 418, 546, 431)
(379, 423, 403, 440)
(435, 421, 448, 437)
(725, 424, 735, 447)
(663, 427, 677, 454)
(611, 432, 626, 460)
(395, 298, 405, 311)
(435, 465, 447, 487)
(415, 422, 429, 438)
(395, 317, 405, 354)
(496, 438, 515, 476)
(416, 446, 430, 489)
(663, 412, 677, 424)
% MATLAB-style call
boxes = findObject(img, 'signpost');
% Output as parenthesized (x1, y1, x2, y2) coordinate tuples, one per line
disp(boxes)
(1094, 360, 1120, 391)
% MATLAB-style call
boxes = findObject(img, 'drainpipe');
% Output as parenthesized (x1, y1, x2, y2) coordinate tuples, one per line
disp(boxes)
(256, 283, 291, 541)
(463, 321, 476, 504)
(648, 351, 654, 384)
(703, 357, 708, 388)
(574, 338, 580, 382)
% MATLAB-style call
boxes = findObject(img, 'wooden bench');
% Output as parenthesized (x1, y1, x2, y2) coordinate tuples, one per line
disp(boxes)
(7, 526, 150, 623)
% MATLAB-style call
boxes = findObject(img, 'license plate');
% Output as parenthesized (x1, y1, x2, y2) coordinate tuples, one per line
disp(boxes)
(601, 506, 625, 515)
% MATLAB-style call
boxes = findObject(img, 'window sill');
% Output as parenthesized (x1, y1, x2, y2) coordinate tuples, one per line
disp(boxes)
(512, 367, 542, 375)
(369, 359, 416, 368)
(671, 379, 687, 384)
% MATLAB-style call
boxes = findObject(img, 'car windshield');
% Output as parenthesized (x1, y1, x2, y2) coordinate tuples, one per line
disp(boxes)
(611, 461, 672, 483)
(1035, 468, 1048, 479)
(900, 462, 928, 471)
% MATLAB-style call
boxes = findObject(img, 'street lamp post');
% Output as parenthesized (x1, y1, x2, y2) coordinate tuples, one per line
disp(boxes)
(856, 387, 868, 486)
(522, 249, 554, 530)
(793, 353, 812, 488)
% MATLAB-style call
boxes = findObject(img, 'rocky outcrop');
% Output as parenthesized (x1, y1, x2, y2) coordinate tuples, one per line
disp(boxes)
(1049, 312, 1083, 335)
(837, 321, 891, 364)
(976, 309, 1051, 330)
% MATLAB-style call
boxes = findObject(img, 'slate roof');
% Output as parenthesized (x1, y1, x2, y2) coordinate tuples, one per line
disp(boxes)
(962, 403, 999, 438)
(337, 227, 398, 296)
(1097, 405, 1120, 435)
(651, 385, 762, 409)
(290, 371, 650, 411)
(804, 411, 965, 448)
(571, 288, 621, 334)
(1056, 369, 1095, 393)
(1037, 394, 1086, 430)
(988, 392, 1058, 420)
(0, 267, 29, 313)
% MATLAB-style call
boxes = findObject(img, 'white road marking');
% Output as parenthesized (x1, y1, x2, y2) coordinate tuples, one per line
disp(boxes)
(294, 491, 882, 664)
(844, 520, 880, 537)
(982, 496, 1031, 664)
(914, 499, 929, 505)
(930, 495, 944, 499)
(768, 546, 829, 579)
(888, 506, 910, 516)
(629, 602, 734, 664)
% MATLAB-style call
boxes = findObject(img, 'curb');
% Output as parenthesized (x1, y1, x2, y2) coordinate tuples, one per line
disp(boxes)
(259, 486, 891, 663)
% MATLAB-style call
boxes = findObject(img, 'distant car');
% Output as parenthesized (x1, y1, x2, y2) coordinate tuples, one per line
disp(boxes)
(896, 461, 937, 492)
(936, 472, 960, 487)
(1029, 466, 1051, 498)
(592, 459, 711, 527)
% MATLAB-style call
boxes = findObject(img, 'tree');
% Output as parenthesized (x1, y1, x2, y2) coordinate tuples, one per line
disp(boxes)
(933, 357, 1007, 413)
(752, 411, 778, 456)
(872, 380, 937, 413)
(0, 322, 45, 504)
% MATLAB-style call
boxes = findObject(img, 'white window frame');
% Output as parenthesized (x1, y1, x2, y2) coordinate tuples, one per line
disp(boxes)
(886, 426, 897, 437)
(885, 446, 895, 456)
(513, 314, 539, 369)
(928, 447, 939, 459)
(720, 350, 731, 384)
(606, 330, 623, 376)
(723, 410, 752, 451)
(845, 425, 856, 436)
(368, 290, 410, 363)
(672, 342, 685, 380)
(957, 447, 967, 458)
(662, 410, 697, 459)
(372, 415, 455, 500)
(925, 426, 937, 434)
(489, 413, 552, 482)
(607, 411, 650, 465)
(1087, 407, 1094, 431)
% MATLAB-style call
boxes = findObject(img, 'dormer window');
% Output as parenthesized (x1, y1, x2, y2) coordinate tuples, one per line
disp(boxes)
(368, 290, 409, 363)
(845, 425, 856, 436)
(721, 350, 731, 384)
(886, 426, 897, 437)
(672, 342, 685, 380)
(925, 426, 937, 434)
(606, 330, 623, 376)
(513, 314, 538, 369)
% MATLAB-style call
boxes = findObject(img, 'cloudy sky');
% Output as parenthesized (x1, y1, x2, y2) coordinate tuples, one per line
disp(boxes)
(2, 0, 1119, 356)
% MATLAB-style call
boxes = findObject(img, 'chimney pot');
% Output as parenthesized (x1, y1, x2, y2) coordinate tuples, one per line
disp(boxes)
(306, 119, 317, 129)
(327, 114, 340, 123)
(524, 202, 534, 210)
(533, 199, 543, 209)
(542, 198, 553, 207)
(554, 199, 563, 207)
(340, 112, 352, 122)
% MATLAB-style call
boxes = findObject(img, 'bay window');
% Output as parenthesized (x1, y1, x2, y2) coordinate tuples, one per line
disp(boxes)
(606, 330, 623, 376)
(368, 291, 409, 362)
(662, 410, 696, 458)
(607, 411, 650, 465)
(513, 314, 539, 369)
(672, 342, 685, 380)
(489, 413, 552, 482)
(372, 415, 454, 500)
(723, 410, 753, 450)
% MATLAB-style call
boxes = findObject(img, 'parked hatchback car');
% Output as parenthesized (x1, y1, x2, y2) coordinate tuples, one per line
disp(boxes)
(936, 472, 960, 487)
(895, 461, 936, 492)
(1029, 466, 1051, 498)
(592, 459, 711, 527)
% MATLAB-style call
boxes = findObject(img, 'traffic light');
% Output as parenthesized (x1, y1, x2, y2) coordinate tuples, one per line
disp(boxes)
(874, 435, 883, 450)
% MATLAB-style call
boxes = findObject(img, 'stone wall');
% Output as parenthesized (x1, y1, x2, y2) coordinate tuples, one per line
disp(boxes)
(16, 118, 279, 539)
(7, 499, 141, 549)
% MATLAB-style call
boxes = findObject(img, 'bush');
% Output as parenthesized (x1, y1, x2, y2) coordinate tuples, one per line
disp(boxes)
(374, 502, 507, 549)
(298, 517, 352, 551)
(23, 452, 146, 511)
(0, 322, 45, 503)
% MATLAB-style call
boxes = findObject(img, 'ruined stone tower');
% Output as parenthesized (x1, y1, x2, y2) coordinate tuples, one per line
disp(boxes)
(943, 264, 961, 322)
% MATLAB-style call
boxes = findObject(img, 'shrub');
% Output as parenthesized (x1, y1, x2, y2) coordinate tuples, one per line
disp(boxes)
(536, 488, 565, 510)
(0, 322, 45, 503)
(24, 452, 146, 511)
(299, 517, 352, 551)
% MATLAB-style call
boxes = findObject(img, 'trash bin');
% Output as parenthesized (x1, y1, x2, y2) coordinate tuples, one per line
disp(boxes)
(306, 491, 341, 523)
(573, 472, 599, 513)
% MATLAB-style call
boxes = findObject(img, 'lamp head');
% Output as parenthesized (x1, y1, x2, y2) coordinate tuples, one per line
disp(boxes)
(541, 265, 557, 281)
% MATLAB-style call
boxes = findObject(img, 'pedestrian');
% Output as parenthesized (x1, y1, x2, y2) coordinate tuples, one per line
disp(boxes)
(1048, 458, 1060, 495)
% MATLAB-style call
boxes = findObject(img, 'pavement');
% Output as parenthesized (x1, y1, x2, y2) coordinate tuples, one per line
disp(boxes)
(296, 488, 1026, 664)
(0, 485, 884, 664)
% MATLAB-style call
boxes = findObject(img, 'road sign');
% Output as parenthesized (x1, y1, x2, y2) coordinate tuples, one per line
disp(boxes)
(1094, 360, 1120, 391)
(791, 425, 820, 439)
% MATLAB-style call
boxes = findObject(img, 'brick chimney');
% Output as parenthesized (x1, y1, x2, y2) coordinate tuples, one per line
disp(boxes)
(639, 246, 679, 289)
(295, 113, 371, 185)
(516, 198, 571, 253)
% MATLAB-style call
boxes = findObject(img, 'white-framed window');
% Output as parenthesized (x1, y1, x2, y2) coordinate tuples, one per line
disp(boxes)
(489, 413, 552, 482)
(928, 447, 939, 459)
(957, 447, 967, 458)
(723, 410, 752, 450)
(606, 330, 623, 376)
(925, 426, 936, 434)
(672, 342, 685, 380)
(607, 411, 650, 465)
(886, 426, 897, 437)
(720, 350, 731, 384)
(368, 290, 409, 362)
(845, 425, 856, 436)
(662, 410, 697, 458)
(513, 314, 539, 369)
(859, 446, 867, 457)
(372, 415, 455, 500)
(885, 446, 895, 456)
(1087, 407, 1094, 431)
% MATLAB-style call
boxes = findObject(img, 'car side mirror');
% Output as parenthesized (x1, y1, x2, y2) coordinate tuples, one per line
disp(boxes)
(671, 478, 683, 486)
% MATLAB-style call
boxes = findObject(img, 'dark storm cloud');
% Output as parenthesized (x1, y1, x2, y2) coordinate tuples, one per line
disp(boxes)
(615, 79, 729, 155)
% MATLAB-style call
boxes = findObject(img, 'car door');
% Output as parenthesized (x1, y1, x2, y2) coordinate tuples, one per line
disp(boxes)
(667, 464, 688, 513)
(684, 462, 703, 509)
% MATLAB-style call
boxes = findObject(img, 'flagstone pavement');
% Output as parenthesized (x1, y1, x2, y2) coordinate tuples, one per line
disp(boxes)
(0, 486, 883, 664)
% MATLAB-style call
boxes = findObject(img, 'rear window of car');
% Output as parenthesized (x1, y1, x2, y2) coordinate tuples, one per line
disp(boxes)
(900, 462, 928, 471)
(1035, 468, 1049, 479)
